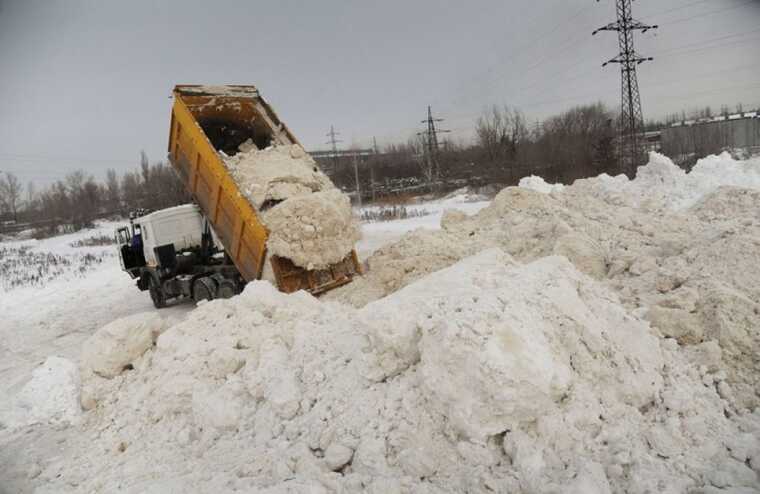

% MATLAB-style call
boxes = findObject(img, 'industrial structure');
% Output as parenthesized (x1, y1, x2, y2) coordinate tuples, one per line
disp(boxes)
(594, 0, 657, 176)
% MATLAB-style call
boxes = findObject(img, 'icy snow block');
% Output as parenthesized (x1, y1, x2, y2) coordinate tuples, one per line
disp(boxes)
(81, 312, 164, 378)
(262, 189, 360, 270)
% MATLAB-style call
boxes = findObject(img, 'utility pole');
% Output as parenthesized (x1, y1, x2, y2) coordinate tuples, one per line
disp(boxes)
(371, 137, 378, 202)
(417, 106, 449, 190)
(593, 0, 657, 176)
(326, 125, 342, 172)
(352, 152, 362, 209)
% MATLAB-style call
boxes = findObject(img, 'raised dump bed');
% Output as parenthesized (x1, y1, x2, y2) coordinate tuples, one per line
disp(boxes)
(167, 84, 360, 294)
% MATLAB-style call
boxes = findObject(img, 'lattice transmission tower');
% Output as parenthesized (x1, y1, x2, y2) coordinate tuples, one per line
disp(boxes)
(326, 125, 342, 171)
(417, 106, 449, 186)
(593, 0, 657, 176)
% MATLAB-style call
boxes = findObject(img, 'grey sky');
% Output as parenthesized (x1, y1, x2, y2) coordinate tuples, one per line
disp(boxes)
(1, 0, 758, 187)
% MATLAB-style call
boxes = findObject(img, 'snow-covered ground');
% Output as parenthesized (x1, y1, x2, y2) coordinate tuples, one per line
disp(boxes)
(3, 153, 760, 493)
(0, 223, 193, 425)
(0, 195, 489, 493)
(356, 194, 490, 256)
(0, 196, 487, 409)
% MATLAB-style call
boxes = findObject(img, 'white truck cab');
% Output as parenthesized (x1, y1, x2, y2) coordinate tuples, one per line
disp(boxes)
(115, 204, 236, 308)
(132, 204, 208, 266)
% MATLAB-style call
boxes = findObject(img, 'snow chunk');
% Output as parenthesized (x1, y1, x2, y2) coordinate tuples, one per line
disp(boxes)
(81, 312, 164, 378)
(262, 189, 361, 270)
(223, 144, 359, 269)
(518, 175, 565, 194)
(325, 443, 354, 471)
(223, 144, 333, 209)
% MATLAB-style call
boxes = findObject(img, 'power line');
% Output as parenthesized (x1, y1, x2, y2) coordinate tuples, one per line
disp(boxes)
(515, 25, 760, 99)
(639, 0, 712, 20)
(454, 3, 601, 105)
(663, 0, 757, 25)
(594, 0, 657, 176)
(652, 32, 760, 58)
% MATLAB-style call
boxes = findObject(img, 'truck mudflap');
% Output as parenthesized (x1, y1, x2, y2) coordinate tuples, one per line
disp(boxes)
(271, 250, 362, 296)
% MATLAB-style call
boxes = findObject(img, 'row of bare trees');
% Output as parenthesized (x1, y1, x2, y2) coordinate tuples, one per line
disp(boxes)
(323, 101, 618, 196)
(1, 152, 189, 233)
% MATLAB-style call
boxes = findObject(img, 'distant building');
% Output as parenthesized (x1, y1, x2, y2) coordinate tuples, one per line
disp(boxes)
(661, 111, 760, 153)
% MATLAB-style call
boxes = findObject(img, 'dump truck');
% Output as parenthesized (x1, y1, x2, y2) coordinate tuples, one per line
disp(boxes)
(116, 85, 361, 307)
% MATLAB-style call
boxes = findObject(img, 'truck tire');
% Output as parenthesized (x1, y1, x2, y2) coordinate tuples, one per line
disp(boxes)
(211, 274, 236, 299)
(149, 276, 167, 309)
(216, 279, 236, 299)
(193, 276, 217, 303)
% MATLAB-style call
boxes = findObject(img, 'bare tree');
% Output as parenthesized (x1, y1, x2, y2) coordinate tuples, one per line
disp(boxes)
(0, 172, 23, 221)
(476, 105, 507, 162)
(407, 134, 436, 187)
(475, 105, 529, 181)
(531, 102, 616, 181)
(105, 168, 121, 211)
(121, 171, 143, 210)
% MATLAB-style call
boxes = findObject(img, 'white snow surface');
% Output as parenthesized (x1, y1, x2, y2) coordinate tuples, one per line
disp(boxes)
(3, 356, 81, 429)
(518, 175, 565, 194)
(571, 151, 760, 210)
(28, 250, 760, 493)
(3, 152, 760, 492)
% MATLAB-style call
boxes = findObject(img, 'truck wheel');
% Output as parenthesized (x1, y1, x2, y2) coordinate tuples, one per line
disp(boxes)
(193, 276, 217, 303)
(216, 279, 236, 299)
(149, 277, 167, 309)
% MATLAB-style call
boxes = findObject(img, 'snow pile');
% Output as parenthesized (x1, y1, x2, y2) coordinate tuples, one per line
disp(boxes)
(262, 189, 361, 270)
(17, 151, 760, 492)
(328, 152, 760, 411)
(518, 175, 565, 194)
(1, 357, 81, 429)
(32, 250, 760, 492)
(223, 143, 359, 270)
(572, 151, 760, 210)
(223, 144, 334, 210)
(690, 185, 760, 221)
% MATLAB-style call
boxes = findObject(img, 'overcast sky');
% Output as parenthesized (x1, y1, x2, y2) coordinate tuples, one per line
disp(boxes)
(1, 0, 758, 186)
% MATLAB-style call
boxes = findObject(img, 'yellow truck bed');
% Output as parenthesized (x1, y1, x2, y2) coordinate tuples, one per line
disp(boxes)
(167, 84, 360, 294)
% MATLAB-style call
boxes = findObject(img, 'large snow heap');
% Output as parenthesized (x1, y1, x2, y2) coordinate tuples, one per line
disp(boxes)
(26, 151, 760, 493)
(222, 143, 360, 270)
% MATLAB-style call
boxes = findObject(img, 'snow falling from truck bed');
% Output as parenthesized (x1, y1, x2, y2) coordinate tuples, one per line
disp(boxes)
(7, 151, 760, 493)
(222, 143, 360, 270)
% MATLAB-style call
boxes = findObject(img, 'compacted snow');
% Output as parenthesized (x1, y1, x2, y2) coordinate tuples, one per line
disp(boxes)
(2, 152, 760, 493)
(224, 143, 361, 270)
